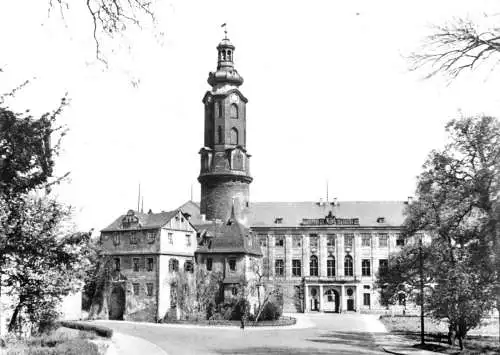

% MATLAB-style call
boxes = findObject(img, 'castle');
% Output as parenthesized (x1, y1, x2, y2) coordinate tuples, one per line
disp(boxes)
(98, 35, 411, 322)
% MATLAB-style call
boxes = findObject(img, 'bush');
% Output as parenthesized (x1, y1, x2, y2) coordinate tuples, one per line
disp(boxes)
(258, 301, 282, 321)
(54, 338, 99, 355)
(59, 322, 113, 338)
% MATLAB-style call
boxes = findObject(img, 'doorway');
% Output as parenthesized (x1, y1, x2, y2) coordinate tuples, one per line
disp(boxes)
(109, 285, 125, 320)
(347, 299, 354, 311)
(324, 289, 340, 313)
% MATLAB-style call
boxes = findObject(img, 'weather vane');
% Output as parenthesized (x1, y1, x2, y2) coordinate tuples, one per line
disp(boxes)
(221, 23, 227, 39)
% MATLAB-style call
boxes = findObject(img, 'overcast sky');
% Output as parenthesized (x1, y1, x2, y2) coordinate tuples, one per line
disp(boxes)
(1, 0, 500, 232)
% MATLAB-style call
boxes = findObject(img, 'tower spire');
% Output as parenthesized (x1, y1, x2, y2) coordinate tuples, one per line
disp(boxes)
(221, 23, 227, 39)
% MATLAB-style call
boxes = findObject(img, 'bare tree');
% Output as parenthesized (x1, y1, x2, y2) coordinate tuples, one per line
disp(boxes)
(49, 0, 156, 63)
(410, 16, 500, 79)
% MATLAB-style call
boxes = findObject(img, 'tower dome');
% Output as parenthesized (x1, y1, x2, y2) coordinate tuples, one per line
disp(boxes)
(208, 36, 244, 87)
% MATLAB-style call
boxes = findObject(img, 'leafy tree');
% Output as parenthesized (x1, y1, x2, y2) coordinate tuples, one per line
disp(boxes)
(251, 260, 283, 322)
(410, 16, 500, 79)
(1, 89, 93, 335)
(388, 115, 500, 348)
(1, 195, 93, 334)
(171, 266, 223, 319)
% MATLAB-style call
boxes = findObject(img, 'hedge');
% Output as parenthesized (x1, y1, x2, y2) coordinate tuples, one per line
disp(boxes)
(162, 316, 296, 327)
(58, 321, 113, 338)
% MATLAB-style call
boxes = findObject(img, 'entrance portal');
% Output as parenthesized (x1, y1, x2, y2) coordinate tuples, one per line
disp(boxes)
(109, 285, 125, 320)
(323, 289, 340, 312)
(310, 287, 319, 311)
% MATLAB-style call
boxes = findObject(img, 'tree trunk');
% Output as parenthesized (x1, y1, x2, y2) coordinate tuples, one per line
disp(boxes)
(8, 301, 23, 333)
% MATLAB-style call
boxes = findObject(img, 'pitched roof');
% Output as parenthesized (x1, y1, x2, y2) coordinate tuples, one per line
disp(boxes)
(101, 210, 179, 232)
(196, 218, 262, 256)
(178, 200, 204, 225)
(179, 200, 406, 229)
(243, 201, 406, 228)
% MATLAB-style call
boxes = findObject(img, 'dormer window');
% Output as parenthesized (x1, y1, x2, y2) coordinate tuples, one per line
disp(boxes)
(274, 217, 283, 224)
(377, 217, 385, 223)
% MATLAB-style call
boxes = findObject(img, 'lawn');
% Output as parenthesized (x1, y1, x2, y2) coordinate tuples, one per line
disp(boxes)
(1, 326, 108, 355)
(380, 315, 499, 355)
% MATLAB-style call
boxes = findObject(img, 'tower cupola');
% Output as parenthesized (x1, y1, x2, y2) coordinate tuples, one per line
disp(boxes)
(208, 35, 244, 87)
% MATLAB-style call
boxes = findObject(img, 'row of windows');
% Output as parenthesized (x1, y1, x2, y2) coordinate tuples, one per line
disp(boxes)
(260, 233, 404, 249)
(205, 258, 236, 272)
(268, 256, 389, 277)
(110, 232, 192, 247)
(132, 282, 154, 297)
(112, 257, 193, 273)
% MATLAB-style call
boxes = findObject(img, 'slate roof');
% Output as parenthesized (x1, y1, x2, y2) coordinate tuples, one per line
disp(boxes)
(196, 217, 262, 256)
(243, 201, 407, 228)
(101, 210, 179, 232)
(180, 200, 406, 229)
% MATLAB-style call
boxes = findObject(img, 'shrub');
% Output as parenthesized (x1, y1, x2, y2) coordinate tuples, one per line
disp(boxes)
(259, 301, 282, 321)
(59, 322, 113, 338)
(54, 339, 99, 355)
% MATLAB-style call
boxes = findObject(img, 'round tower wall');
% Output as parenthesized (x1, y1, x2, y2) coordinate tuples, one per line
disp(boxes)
(200, 180, 250, 221)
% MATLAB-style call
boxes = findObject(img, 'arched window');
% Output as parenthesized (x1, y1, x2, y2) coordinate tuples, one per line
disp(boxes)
(230, 103, 238, 119)
(344, 255, 353, 276)
(310, 255, 318, 276)
(218, 126, 223, 144)
(227, 50, 232, 61)
(327, 256, 335, 277)
(169, 258, 179, 272)
(230, 127, 238, 145)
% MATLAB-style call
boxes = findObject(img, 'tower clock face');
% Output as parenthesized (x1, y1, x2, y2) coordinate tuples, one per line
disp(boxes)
(230, 93, 239, 103)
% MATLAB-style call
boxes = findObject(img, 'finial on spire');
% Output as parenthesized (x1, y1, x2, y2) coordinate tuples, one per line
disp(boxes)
(221, 23, 227, 39)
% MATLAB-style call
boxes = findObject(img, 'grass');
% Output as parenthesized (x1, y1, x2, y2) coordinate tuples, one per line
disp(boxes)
(380, 315, 500, 355)
(1, 327, 103, 355)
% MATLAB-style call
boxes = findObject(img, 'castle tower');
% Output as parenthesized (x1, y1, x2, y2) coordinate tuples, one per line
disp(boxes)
(198, 35, 252, 222)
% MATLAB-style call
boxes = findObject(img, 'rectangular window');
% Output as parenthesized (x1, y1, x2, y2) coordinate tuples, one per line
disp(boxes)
(327, 257, 335, 277)
(147, 232, 156, 244)
(185, 234, 191, 247)
(275, 235, 285, 247)
(363, 293, 371, 306)
(379, 259, 388, 275)
(262, 257, 270, 276)
(361, 234, 371, 247)
(114, 257, 121, 271)
(292, 259, 301, 277)
(379, 234, 388, 248)
(292, 235, 302, 248)
(229, 259, 236, 272)
(133, 283, 140, 295)
(146, 257, 154, 272)
(309, 234, 318, 249)
(362, 259, 371, 276)
(132, 257, 140, 272)
(344, 234, 354, 249)
(146, 283, 153, 297)
(168, 233, 173, 245)
(275, 259, 284, 276)
(327, 234, 335, 247)
(113, 233, 120, 246)
(259, 236, 267, 247)
(129, 234, 138, 244)
(363, 285, 370, 290)
(206, 258, 213, 271)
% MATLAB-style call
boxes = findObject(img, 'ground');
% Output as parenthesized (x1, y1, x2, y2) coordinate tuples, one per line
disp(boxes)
(95, 313, 399, 355)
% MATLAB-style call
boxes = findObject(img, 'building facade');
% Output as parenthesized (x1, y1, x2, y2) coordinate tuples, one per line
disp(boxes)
(98, 209, 197, 321)
(98, 35, 413, 321)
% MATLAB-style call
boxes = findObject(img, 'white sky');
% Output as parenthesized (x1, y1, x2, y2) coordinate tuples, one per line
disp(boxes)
(1, 0, 500, 232)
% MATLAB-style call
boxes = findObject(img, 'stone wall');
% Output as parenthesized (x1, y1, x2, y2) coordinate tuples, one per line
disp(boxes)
(200, 179, 249, 221)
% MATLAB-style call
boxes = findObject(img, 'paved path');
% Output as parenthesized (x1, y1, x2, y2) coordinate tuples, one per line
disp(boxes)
(96, 313, 402, 355)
